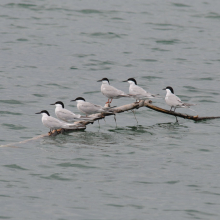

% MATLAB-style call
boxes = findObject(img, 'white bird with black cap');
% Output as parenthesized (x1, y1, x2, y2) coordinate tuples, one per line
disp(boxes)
(97, 77, 130, 104)
(71, 97, 114, 116)
(35, 110, 82, 134)
(163, 86, 196, 112)
(50, 101, 95, 123)
(123, 78, 159, 102)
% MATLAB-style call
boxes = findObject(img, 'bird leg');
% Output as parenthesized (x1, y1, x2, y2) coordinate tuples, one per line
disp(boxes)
(175, 116, 178, 123)
(48, 129, 52, 136)
(103, 117, 106, 124)
(106, 99, 110, 104)
(170, 107, 173, 111)
(53, 129, 58, 136)
(114, 114, 117, 127)
(131, 110, 138, 125)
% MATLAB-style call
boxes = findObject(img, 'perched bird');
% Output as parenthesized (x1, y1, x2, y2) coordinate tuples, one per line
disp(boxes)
(97, 78, 130, 104)
(35, 110, 82, 134)
(123, 78, 159, 102)
(71, 97, 114, 116)
(50, 101, 95, 123)
(163, 86, 196, 112)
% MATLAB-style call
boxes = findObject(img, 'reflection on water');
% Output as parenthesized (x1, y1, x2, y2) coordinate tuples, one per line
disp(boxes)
(40, 131, 117, 147)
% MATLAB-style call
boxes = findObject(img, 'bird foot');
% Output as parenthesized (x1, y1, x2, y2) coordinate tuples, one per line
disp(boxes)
(104, 103, 111, 108)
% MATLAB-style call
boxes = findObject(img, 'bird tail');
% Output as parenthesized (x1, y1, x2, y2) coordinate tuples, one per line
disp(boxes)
(79, 116, 97, 121)
(62, 123, 85, 130)
(103, 109, 115, 114)
(183, 103, 196, 107)
(103, 106, 116, 110)
(183, 103, 197, 112)
(118, 94, 132, 98)
(151, 94, 162, 99)
(128, 94, 161, 99)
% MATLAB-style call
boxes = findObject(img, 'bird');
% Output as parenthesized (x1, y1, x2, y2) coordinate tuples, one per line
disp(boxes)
(71, 97, 114, 116)
(50, 101, 95, 123)
(97, 78, 130, 104)
(163, 86, 196, 112)
(123, 78, 159, 102)
(35, 110, 83, 134)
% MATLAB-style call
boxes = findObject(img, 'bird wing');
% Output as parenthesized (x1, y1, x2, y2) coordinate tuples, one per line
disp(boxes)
(169, 94, 183, 106)
(43, 116, 62, 129)
(130, 85, 148, 96)
(93, 104, 103, 108)
(102, 85, 127, 98)
(56, 109, 80, 122)
(80, 102, 102, 114)
(129, 85, 156, 99)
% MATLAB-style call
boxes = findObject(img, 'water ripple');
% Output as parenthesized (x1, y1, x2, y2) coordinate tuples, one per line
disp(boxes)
(82, 32, 124, 39)
(172, 3, 191, 7)
(40, 173, 72, 181)
(77, 9, 103, 14)
(57, 163, 97, 169)
(0, 111, 22, 115)
(156, 39, 180, 45)
(2, 124, 26, 130)
(5, 3, 37, 8)
(0, 100, 23, 104)
(3, 164, 28, 170)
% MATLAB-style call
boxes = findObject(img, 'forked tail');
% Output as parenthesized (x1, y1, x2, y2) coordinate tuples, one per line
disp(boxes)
(183, 103, 197, 112)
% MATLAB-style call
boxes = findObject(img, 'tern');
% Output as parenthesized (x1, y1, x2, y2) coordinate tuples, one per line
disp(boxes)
(35, 110, 82, 134)
(50, 101, 95, 123)
(123, 78, 159, 102)
(71, 97, 114, 116)
(163, 86, 196, 112)
(97, 78, 130, 104)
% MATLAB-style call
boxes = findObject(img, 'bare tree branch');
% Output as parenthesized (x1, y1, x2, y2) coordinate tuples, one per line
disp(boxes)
(1, 100, 219, 147)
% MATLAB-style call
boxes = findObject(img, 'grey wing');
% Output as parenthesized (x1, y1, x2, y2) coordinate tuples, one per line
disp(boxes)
(171, 94, 183, 106)
(130, 85, 148, 96)
(44, 117, 62, 129)
(93, 104, 103, 108)
(103, 85, 127, 98)
(81, 103, 103, 114)
(56, 109, 80, 122)
(79, 115, 97, 121)
(130, 85, 154, 99)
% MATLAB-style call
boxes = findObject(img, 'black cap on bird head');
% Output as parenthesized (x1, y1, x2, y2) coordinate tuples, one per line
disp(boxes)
(123, 78, 137, 85)
(35, 110, 50, 116)
(50, 101, 64, 108)
(97, 78, 110, 84)
(163, 86, 174, 94)
(71, 97, 86, 102)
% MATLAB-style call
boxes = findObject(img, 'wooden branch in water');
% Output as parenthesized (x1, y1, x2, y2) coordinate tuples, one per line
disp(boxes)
(0, 134, 48, 148)
(74, 100, 220, 123)
(74, 100, 146, 126)
(144, 102, 220, 121)
(1, 100, 219, 147)
(0, 101, 146, 147)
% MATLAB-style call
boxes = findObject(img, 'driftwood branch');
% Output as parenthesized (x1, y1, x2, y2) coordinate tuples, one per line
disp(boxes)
(1, 100, 219, 147)
(74, 100, 220, 124)
(145, 102, 220, 121)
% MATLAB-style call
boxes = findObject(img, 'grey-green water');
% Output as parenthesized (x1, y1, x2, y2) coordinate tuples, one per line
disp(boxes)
(1, 0, 220, 219)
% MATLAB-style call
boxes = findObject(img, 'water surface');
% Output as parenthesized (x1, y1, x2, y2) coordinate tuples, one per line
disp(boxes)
(0, 0, 220, 219)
